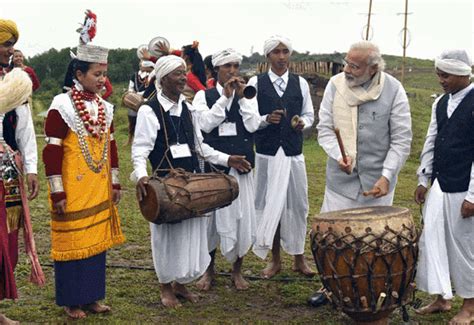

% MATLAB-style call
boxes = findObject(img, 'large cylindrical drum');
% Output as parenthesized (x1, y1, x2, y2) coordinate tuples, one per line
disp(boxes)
(310, 206, 418, 324)
(121, 92, 144, 112)
(139, 169, 239, 225)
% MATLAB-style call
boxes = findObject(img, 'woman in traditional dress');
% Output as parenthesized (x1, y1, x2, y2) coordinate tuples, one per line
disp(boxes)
(42, 43, 125, 319)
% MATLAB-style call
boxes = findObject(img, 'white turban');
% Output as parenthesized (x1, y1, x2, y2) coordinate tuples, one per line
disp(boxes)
(211, 48, 243, 67)
(263, 35, 293, 57)
(435, 49, 472, 76)
(140, 60, 155, 69)
(154, 55, 186, 86)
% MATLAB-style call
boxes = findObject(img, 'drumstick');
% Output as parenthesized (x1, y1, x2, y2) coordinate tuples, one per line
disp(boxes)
(363, 187, 381, 197)
(334, 128, 347, 164)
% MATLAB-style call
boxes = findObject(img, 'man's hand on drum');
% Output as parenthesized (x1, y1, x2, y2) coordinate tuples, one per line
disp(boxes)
(136, 176, 149, 202)
(414, 185, 428, 204)
(228, 155, 251, 173)
(461, 200, 474, 218)
(363, 176, 389, 198)
(338, 156, 353, 175)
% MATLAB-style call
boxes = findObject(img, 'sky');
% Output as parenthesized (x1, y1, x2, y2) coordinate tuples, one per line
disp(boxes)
(1, 0, 473, 61)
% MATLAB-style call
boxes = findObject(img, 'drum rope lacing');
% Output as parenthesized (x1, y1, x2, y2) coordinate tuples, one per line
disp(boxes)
(148, 102, 237, 213)
(311, 224, 419, 314)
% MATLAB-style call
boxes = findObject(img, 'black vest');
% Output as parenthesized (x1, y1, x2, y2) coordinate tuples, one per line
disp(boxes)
(2, 110, 18, 151)
(148, 97, 200, 177)
(255, 73, 304, 156)
(202, 88, 255, 174)
(131, 72, 147, 93)
(432, 89, 474, 192)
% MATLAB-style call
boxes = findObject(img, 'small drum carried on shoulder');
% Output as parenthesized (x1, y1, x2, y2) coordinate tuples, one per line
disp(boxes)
(122, 92, 144, 112)
(139, 169, 239, 225)
(310, 206, 419, 325)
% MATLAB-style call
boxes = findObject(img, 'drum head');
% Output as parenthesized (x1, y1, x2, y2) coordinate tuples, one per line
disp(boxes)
(148, 36, 170, 58)
(314, 206, 409, 222)
(139, 182, 160, 223)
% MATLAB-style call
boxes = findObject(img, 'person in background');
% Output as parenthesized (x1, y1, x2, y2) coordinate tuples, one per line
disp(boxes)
(9, 49, 40, 92)
(181, 42, 206, 101)
(203, 54, 216, 89)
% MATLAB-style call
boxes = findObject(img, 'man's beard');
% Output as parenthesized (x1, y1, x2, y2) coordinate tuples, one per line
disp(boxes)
(344, 70, 372, 88)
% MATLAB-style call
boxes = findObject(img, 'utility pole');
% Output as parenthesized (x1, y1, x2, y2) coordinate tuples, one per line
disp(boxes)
(398, 0, 412, 84)
(366, 0, 373, 40)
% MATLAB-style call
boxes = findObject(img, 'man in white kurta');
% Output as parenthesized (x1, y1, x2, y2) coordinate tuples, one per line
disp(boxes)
(247, 35, 315, 278)
(414, 49, 474, 325)
(192, 48, 262, 290)
(131, 55, 250, 307)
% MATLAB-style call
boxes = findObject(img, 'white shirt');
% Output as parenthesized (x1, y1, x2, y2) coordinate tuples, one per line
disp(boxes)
(417, 83, 474, 202)
(247, 69, 315, 130)
(0, 104, 37, 174)
(192, 82, 262, 133)
(130, 90, 230, 182)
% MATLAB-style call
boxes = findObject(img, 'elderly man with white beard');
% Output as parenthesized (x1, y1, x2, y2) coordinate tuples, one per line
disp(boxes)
(309, 41, 412, 307)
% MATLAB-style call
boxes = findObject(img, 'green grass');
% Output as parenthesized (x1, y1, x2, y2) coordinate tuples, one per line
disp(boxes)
(0, 69, 463, 324)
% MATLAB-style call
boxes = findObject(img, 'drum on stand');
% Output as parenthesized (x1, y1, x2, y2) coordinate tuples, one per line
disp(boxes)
(310, 206, 419, 325)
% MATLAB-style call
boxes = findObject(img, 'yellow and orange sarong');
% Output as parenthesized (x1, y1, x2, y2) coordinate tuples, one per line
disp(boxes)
(49, 130, 124, 261)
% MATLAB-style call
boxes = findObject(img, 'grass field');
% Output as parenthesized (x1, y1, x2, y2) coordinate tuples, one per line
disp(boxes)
(0, 65, 464, 324)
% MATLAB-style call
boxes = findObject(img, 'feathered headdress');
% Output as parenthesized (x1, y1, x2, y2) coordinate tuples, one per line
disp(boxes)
(76, 10, 97, 45)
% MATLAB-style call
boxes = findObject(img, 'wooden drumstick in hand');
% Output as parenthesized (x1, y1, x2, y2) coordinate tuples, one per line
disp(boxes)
(363, 187, 381, 197)
(334, 128, 347, 164)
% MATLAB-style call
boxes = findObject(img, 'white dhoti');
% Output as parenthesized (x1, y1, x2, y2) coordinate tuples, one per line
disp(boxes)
(207, 168, 256, 262)
(416, 179, 474, 299)
(321, 186, 395, 213)
(253, 148, 309, 259)
(150, 217, 211, 284)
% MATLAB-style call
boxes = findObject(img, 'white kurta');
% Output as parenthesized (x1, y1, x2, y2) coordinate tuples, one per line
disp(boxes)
(193, 84, 261, 262)
(131, 91, 229, 284)
(247, 70, 314, 260)
(416, 84, 474, 299)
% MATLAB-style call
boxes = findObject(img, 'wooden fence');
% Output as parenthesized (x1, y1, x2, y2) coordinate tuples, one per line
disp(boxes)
(256, 61, 339, 75)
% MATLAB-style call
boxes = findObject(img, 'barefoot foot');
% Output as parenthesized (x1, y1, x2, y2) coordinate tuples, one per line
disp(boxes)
(261, 260, 281, 279)
(196, 271, 214, 291)
(415, 297, 452, 315)
(173, 283, 200, 303)
(160, 283, 182, 308)
(231, 272, 249, 290)
(292, 255, 316, 277)
(448, 309, 474, 325)
(0, 313, 20, 325)
(64, 306, 87, 319)
(82, 302, 111, 314)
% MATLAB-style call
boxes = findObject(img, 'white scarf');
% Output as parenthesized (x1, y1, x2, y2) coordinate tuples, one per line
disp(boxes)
(332, 72, 385, 165)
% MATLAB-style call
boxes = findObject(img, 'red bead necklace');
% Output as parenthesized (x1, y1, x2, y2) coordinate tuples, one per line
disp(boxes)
(72, 86, 106, 138)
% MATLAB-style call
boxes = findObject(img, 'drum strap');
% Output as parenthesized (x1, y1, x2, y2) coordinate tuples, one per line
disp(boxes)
(153, 102, 220, 176)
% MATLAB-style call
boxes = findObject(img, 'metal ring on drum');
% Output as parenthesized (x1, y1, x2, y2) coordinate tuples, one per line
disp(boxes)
(310, 206, 419, 325)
